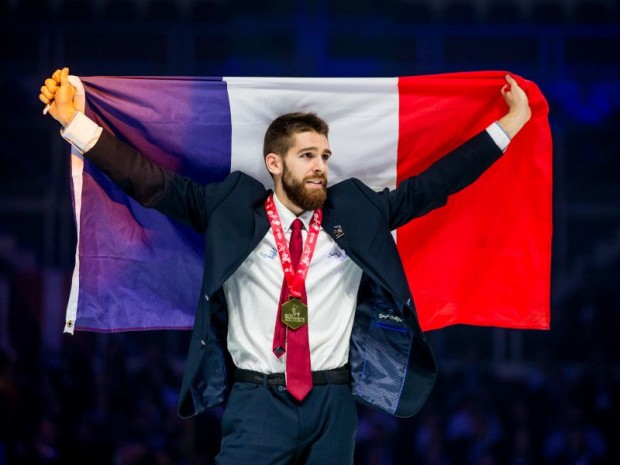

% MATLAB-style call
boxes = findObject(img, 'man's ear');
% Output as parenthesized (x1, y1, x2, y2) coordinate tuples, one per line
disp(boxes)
(265, 152, 283, 176)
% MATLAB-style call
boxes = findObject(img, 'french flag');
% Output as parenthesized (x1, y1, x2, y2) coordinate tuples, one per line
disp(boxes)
(64, 71, 552, 334)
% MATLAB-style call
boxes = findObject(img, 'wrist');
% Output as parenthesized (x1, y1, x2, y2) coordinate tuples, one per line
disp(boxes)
(510, 106, 531, 124)
(60, 108, 78, 128)
(497, 109, 531, 139)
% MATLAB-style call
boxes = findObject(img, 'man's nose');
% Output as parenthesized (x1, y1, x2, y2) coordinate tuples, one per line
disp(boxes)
(312, 157, 326, 173)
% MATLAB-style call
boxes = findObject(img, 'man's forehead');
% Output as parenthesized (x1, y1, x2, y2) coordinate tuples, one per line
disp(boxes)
(290, 131, 330, 151)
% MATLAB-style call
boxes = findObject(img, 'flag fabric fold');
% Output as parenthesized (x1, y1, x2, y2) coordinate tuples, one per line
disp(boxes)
(64, 71, 552, 334)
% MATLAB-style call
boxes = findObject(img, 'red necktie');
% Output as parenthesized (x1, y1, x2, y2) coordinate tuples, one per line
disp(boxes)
(272, 218, 312, 401)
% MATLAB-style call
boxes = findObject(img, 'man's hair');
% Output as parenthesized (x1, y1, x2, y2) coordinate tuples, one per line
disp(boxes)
(263, 112, 329, 158)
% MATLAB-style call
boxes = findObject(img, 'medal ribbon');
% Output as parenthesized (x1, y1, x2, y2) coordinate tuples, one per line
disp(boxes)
(265, 194, 322, 298)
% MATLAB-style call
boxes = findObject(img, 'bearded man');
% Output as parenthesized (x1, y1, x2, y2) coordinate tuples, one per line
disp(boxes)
(40, 67, 530, 464)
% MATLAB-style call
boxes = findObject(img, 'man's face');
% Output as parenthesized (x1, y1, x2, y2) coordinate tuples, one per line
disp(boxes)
(281, 131, 331, 212)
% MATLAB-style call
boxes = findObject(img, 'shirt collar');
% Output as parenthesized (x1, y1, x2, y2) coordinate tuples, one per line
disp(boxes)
(272, 192, 314, 232)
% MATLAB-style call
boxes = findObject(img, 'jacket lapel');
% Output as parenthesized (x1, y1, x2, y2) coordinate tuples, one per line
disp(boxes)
(323, 202, 404, 302)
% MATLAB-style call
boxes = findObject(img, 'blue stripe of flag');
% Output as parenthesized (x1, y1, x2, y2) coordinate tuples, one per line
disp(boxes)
(74, 76, 233, 331)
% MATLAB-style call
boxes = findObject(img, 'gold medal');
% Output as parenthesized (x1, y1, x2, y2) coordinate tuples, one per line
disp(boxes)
(281, 298, 308, 330)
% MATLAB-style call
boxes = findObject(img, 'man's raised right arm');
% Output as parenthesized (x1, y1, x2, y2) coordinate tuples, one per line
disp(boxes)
(39, 67, 211, 232)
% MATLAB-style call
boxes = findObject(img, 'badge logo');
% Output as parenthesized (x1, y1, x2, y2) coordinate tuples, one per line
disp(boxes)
(333, 225, 344, 239)
(281, 298, 308, 330)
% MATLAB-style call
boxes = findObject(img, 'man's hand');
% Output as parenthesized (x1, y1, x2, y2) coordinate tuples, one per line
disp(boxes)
(497, 74, 531, 139)
(39, 67, 77, 127)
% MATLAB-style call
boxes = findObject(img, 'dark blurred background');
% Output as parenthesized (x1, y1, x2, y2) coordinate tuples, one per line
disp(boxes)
(1, 0, 619, 463)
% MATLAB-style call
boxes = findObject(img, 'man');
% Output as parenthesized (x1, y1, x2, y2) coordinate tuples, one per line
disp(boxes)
(40, 67, 531, 464)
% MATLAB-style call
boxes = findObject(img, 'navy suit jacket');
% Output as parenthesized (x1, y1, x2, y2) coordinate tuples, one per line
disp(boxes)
(86, 129, 503, 418)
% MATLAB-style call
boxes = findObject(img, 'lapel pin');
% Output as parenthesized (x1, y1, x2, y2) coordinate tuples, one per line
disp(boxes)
(333, 225, 344, 239)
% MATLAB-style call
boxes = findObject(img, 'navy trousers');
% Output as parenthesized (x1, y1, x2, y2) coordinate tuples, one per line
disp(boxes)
(215, 382, 358, 465)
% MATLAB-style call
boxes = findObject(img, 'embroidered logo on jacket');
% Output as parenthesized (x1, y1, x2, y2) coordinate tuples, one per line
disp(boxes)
(379, 313, 403, 323)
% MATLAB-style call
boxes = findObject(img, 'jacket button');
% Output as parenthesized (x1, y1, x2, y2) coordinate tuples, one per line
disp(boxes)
(201, 339, 206, 347)
(204, 293, 209, 302)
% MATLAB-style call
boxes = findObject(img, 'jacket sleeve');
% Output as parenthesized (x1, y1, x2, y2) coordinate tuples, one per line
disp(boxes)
(384, 130, 503, 230)
(84, 129, 237, 233)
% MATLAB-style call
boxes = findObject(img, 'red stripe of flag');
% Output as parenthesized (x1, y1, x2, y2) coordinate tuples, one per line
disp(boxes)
(396, 71, 552, 331)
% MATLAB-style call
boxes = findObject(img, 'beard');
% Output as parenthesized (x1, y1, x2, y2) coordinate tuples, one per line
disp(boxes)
(282, 164, 327, 212)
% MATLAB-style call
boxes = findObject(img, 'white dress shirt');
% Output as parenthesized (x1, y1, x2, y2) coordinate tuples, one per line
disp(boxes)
(224, 193, 364, 373)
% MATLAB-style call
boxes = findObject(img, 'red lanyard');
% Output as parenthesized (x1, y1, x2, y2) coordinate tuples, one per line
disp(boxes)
(265, 194, 322, 298)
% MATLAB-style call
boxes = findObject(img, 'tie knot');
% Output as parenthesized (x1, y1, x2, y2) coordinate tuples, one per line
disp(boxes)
(291, 218, 303, 231)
